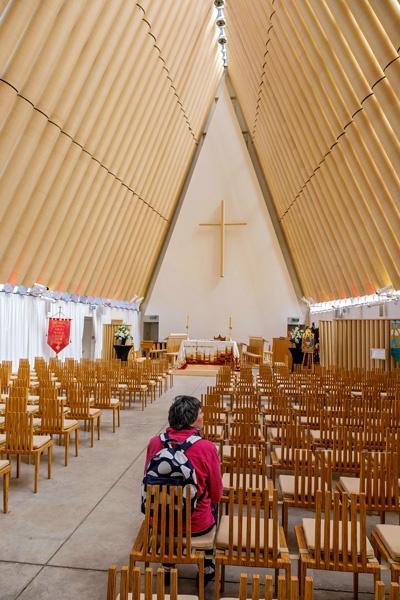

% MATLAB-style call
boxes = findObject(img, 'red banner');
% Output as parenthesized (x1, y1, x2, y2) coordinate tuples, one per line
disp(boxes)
(47, 317, 71, 354)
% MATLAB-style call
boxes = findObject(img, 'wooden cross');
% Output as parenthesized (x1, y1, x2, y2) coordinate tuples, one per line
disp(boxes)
(199, 200, 247, 277)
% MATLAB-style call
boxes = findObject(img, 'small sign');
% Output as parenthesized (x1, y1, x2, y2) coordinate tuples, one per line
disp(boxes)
(370, 348, 386, 360)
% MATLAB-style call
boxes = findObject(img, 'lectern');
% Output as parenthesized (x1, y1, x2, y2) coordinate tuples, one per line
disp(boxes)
(113, 344, 132, 362)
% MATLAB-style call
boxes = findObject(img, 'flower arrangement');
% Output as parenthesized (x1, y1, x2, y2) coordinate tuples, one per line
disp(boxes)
(114, 324, 133, 342)
(290, 326, 304, 346)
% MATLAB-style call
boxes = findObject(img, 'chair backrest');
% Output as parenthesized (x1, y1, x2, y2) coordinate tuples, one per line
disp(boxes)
(5, 411, 34, 451)
(67, 387, 92, 418)
(9, 386, 29, 399)
(232, 393, 259, 413)
(228, 421, 264, 446)
(360, 451, 399, 511)
(312, 490, 369, 570)
(94, 382, 112, 407)
(374, 581, 400, 600)
(224, 487, 280, 566)
(40, 397, 65, 432)
(238, 573, 313, 600)
(5, 396, 28, 415)
(327, 426, 363, 473)
(142, 484, 193, 564)
(223, 446, 267, 497)
(290, 449, 332, 507)
(166, 334, 187, 353)
(107, 565, 180, 600)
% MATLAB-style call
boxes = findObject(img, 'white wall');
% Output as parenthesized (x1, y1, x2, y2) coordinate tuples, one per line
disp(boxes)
(145, 81, 305, 345)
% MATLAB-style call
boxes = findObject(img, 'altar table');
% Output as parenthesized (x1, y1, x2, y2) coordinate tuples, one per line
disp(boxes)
(177, 340, 240, 369)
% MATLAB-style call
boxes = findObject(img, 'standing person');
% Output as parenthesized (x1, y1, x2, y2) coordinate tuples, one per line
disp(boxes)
(144, 395, 223, 587)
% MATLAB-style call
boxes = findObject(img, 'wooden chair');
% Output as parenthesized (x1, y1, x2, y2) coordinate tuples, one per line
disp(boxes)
(125, 370, 148, 410)
(214, 487, 291, 599)
(242, 337, 265, 366)
(39, 397, 80, 466)
(130, 485, 216, 600)
(372, 524, 400, 585)
(295, 490, 381, 599)
(66, 388, 102, 448)
(0, 459, 11, 512)
(4, 412, 53, 493)
(337, 451, 400, 524)
(202, 408, 226, 454)
(318, 426, 363, 475)
(107, 565, 193, 600)
(222, 421, 265, 464)
(279, 449, 332, 537)
(221, 446, 273, 508)
(270, 422, 308, 484)
(92, 382, 121, 432)
(237, 572, 313, 600)
(374, 581, 400, 600)
(166, 334, 187, 367)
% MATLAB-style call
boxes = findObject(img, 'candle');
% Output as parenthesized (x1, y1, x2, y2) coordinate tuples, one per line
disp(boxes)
(186, 315, 190, 328)
(229, 316, 232, 329)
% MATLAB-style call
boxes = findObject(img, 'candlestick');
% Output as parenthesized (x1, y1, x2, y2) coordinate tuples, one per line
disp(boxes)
(229, 316, 232, 329)
(186, 315, 190, 328)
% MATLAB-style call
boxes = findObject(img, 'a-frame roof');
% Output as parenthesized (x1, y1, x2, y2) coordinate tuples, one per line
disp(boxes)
(0, 0, 399, 303)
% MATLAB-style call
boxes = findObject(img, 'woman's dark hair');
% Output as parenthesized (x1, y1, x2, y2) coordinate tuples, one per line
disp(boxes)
(168, 395, 201, 430)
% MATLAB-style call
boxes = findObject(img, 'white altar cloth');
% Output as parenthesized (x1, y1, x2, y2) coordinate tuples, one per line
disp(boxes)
(177, 339, 239, 369)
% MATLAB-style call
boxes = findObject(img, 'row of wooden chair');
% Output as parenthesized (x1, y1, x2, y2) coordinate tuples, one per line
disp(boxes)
(108, 565, 315, 600)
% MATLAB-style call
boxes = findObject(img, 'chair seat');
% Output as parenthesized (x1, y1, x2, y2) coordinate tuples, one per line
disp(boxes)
(64, 419, 80, 430)
(32, 434, 52, 449)
(0, 459, 10, 471)
(89, 408, 102, 417)
(279, 474, 327, 498)
(117, 586, 199, 599)
(375, 524, 400, 561)
(222, 445, 263, 460)
(216, 515, 277, 550)
(302, 517, 375, 558)
(222, 472, 270, 491)
(183, 525, 216, 550)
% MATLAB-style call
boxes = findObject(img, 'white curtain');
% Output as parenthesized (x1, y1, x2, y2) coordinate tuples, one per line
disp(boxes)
(0, 294, 141, 370)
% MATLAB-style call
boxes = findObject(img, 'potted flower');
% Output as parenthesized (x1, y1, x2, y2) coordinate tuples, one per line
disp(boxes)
(290, 326, 304, 349)
(114, 324, 133, 345)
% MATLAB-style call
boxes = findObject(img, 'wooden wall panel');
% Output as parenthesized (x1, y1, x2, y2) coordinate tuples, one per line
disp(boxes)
(319, 319, 397, 371)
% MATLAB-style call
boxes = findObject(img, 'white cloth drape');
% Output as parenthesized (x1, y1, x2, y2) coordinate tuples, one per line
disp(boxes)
(0, 294, 141, 370)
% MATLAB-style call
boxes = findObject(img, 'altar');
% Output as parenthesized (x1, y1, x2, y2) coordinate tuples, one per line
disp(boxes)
(177, 339, 240, 369)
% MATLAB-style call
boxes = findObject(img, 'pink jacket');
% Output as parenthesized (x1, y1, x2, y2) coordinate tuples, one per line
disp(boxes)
(145, 427, 223, 534)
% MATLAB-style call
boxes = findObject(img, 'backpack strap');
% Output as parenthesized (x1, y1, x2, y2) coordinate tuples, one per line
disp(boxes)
(160, 432, 202, 450)
(180, 434, 202, 451)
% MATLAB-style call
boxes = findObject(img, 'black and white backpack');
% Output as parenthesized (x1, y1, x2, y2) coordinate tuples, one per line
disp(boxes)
(141, 432, 203, 519)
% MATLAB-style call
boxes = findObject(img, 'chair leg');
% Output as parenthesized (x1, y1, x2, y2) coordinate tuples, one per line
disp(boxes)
(48, 445, 52, 480)
(198, 560, 205, 600)
(353, 572, 358, 600)
(97, 415, 101, 440)
(34, 452, 40, 493)
(64, 433, 69, 466)
(3, 468, 10, 513)
(75, 428, 79, 457)
(214, 562, 221, 600)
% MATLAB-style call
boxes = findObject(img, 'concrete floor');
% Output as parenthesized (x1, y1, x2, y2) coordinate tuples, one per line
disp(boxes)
(0, 374, 393, 599)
